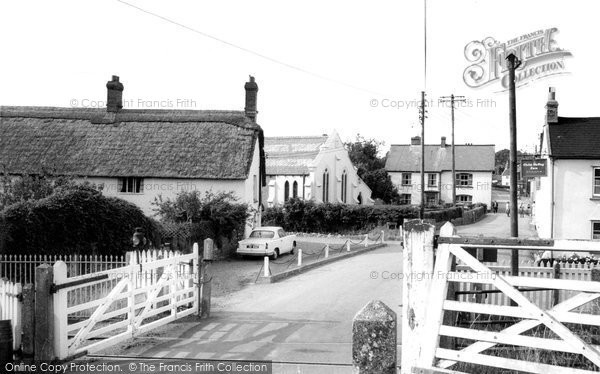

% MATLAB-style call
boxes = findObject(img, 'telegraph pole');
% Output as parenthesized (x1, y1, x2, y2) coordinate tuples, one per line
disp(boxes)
(419, 91, 427, 219)
(440, 94, 466, 204)
(506, 52, 521, 278)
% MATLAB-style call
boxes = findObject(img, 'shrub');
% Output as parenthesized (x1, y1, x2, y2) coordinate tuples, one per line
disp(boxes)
(152, 191, 252, 254)
(0, 185, 160, 255)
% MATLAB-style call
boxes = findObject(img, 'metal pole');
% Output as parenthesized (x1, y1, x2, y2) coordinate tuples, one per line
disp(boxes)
(451, 94, 456, 205)
(420, 91, 426, 219)
(506, 53, 521, 277)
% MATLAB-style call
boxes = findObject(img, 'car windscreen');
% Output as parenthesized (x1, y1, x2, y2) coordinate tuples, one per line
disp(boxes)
(249, 230, 275, 238)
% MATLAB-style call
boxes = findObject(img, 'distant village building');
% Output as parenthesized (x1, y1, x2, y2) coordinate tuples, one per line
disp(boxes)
(533, 88, 600, 240)
(385, 136, 494, 206)
(264, 131, 373, 206)
(0, 76, 266, 236)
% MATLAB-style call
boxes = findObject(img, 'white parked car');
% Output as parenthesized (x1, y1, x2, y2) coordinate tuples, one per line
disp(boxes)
(237, 226, 297, 259)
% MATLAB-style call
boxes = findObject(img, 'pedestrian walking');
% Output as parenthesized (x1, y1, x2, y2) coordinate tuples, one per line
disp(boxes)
(506, 203, 510, 217)
(519, 204, 525, 217)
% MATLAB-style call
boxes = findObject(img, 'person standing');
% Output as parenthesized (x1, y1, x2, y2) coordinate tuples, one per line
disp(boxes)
(506, 202, 510, 217)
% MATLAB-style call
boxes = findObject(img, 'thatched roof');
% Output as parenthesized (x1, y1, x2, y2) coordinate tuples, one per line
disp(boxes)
(0, 106, 263, 179)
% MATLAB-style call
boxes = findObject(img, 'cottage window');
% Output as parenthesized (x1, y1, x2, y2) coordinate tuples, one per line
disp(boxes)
(402, 173, 412, 186)
(428, 173, 437, 187)
(119, 177, 143, 194)
(322, 169, 330, 202)
(284, 181, 290, 202)
(400, 194, 411, 205)
(292, 181, 298, 199)
(456, 194, 473, 203)
(341, 170, 348, 203)
(593, 221, 600, 240)
(594, 168, 600, 196)
(456, 173, 473, 187)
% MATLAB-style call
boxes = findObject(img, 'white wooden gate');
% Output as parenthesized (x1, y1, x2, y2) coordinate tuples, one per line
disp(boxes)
(0, 279, 22, 350)
(402, 221, 600, 374)
(53, 246, 199, 359)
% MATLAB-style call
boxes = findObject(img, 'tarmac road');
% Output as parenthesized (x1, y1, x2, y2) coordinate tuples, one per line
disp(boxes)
(96, 244, 403, 372)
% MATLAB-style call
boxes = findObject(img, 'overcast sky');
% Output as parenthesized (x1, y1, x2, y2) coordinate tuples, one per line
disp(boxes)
(1, 0, 598, 153)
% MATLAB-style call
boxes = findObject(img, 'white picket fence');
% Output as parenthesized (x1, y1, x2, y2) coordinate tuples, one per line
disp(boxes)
(0, 279, 22, 350)
(456, 262, 600, 311)
(0, 254, 127, 284)
(54, 247, 199, 359)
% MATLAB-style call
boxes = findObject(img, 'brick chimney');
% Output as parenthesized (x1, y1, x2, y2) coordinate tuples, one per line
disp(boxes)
(106, 75, 124, 113)
(244, 76, 258, 121)
(545, 87, 558, 124)
(411, 136, 421, 145)
(441, 136, 447, 147)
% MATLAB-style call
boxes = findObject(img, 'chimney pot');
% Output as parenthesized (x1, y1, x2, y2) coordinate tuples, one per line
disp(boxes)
(244, 75, 258, 121)
(411, 136, 421, 146)
(545, 87, 558, 124)
(441, 136, 447, 147)
(106, 75, 124, 113)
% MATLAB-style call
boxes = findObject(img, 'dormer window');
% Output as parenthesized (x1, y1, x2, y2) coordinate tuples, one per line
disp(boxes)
(119, 177, 143, 194)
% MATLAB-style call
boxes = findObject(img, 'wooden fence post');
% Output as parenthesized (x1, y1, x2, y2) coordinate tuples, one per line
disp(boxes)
(21, 284, 34, 360)
(352, 300, 396, 374)
(552, 262, 561, 307)
(200, 239, 213, 318)
(34, 264, 54, 361)
(401, 219, 435, 374)
(439, 222, 458, 350)
(53, 261, 68, 360)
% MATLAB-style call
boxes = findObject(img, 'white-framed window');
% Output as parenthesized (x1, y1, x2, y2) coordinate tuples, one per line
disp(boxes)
(118, 177, 143, 194)
(322, 169, 330, 202)
(593, 221, 600, 240)
(402, 173, 412, 186)
(594, 168, 600, 196)
(341, 170, 348, 203)
(456, 194, 473, 203)
(456, 173, 473, 187)
(400, 194, 411, 205)
(428, 173, 437, 187)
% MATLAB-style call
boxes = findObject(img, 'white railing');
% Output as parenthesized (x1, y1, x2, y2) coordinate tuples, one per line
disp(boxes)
(0, 278, 22, 350)
(53, 247, 199, 359)
(0, 254, 127, 284)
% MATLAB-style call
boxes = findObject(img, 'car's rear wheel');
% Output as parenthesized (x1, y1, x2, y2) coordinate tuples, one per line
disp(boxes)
(272, 249, 279, 260)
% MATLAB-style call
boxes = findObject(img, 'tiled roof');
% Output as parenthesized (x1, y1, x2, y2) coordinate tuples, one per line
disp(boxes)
(0, 106, 263, 179)
(548, 117, 600, 159)
(385, 144, 495, 172)
(264, 136, 327, 175)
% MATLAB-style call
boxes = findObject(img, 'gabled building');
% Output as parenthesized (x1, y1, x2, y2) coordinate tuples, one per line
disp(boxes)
(385, 136, 494, 206)
(264, 131, 373, 206)
(0, 76, 266, 236)
(533, 88, 600, 240)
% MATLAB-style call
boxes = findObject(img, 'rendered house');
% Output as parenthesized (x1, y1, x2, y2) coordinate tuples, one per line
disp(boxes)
(264, 131, 373, 206)
(0, 76, 266, 236)
(385, 136, 494, 206)
(532, 88, 600, 240)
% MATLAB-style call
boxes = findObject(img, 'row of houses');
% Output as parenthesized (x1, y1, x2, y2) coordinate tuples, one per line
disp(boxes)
(0, 76, 377, 237)
(0, 76, 496, 237)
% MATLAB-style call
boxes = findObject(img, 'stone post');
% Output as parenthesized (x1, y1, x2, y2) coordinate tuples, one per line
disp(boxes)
(352, 300, 397, 374)
(34, 264, 54, 361)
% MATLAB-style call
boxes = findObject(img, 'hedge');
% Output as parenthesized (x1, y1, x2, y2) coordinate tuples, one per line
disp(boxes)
(0, 185, 161, 255)
(262, 199, 464, 234)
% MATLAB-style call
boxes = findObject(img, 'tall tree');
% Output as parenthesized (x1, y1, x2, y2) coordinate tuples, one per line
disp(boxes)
(345, 135, 400, 204)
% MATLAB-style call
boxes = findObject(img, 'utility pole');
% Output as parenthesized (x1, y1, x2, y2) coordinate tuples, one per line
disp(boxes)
(506, 52, 521, 278)
(419, 91, 427, 219)
(440, 94, 466, 205)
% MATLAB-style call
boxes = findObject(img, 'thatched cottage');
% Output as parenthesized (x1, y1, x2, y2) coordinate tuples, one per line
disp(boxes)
(0, 76, 266, 234)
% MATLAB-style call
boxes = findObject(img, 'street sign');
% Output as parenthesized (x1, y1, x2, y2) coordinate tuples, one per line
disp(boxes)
(521, 159, 547, 177)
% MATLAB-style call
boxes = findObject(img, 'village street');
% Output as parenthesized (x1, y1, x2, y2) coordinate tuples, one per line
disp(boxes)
(97, 244, 403, 373)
